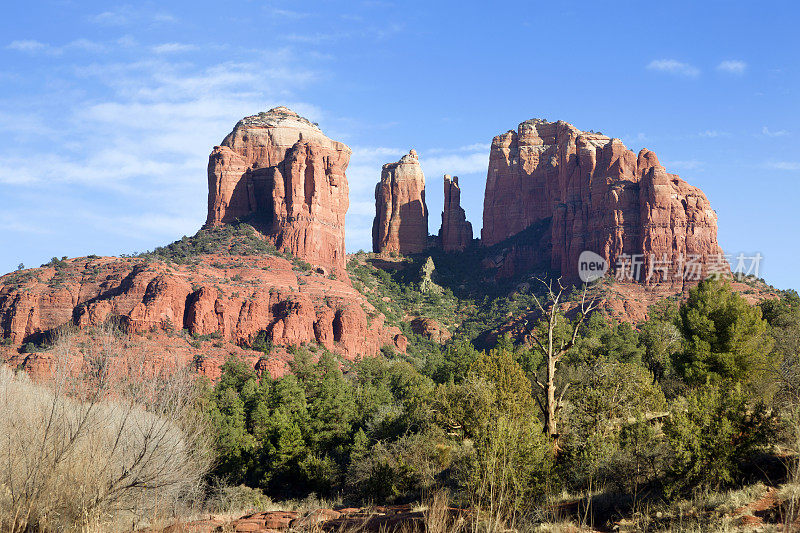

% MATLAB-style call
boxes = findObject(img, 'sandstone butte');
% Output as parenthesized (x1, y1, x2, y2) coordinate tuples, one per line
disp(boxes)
(439, 174, 473, 252)
(206, 106, 349, 277)
(481, 118, 726, 284)
(372, 149, 429, 254)
(0, 108, 407, 378)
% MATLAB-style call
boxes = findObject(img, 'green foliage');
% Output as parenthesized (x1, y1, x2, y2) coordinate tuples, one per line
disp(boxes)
(560, 359, 666, 489)
(663, 384, 775, 495)
(674, 278, 772, 386)
(422, 338, 481, 383)
(41, 256, 68, 269)
(137, 222, 312, 271)
(196, 266, 786, 508)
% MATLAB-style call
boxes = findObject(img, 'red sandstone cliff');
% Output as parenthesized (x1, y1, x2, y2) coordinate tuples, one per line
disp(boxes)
(0, 252, 405, 364)
(482, 119, 725, 283)
(372, 150, 429, 254)
(438, 175, 473, 252)
(206, 107, 350, 276)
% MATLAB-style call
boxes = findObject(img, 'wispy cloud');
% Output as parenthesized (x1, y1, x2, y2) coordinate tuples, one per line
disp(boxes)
(6, 38, 106, 56)
(7, 40, 48, 52)
(0, 46, 323, 248)
(89, 6, 176, 26)
(767, 161, 800, 170)
(697, 129, 729, 138)
(762, 126, 789, 137)
(426, 142, 490, 154)
(269, 8, 311, 19)
(646, 59, 700, 78)
(420, 152, 489, 177)
(717, 60, 747, 75)
(152, 42, 198, 54)
(663, 159, 704, 171)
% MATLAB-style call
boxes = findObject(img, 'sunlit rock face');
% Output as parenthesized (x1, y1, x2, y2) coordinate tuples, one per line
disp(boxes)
(482, 119, 724, 283)
(206, 107, 351, 275)
(372, 149, 429, 254)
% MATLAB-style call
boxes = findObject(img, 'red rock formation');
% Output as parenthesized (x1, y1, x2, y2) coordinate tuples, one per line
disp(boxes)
(482, 119, 725, 283)
(206, 107, 350, 275)
(0, 254, 405, 362)
(438, 175, 473, 252)
(372, 150, 429, 254)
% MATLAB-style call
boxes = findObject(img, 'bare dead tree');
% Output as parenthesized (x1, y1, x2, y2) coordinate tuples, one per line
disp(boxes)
(0, 324, 210, 532)
(529, 278, 598, 445)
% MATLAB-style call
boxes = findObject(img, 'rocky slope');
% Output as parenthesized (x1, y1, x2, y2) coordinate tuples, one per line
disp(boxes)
(0, 227, 406, 371)
(481, 119, 725, 284)
(372, 150, 429, 254)
(438, 174, 473, 252)
(206, 107, 350, 276)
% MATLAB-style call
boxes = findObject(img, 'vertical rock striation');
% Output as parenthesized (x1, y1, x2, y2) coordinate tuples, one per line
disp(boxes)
(372, 149, 429, 254)
(482, 119, 725, 283)
(438, 175, 473, 252)
(205, 107, 350, 275)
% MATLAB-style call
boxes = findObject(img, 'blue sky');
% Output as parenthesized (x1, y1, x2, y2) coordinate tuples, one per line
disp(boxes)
(1, 0, 798, 289)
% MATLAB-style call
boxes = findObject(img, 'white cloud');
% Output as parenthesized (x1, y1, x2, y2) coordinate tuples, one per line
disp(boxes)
(6, 38, 106, 56)
(426, 142, 489, 154)
(7, 40, 48, 52)
(697, 130, 729, 138)
(151, 42, 198, 54)
(762, 126, 789, 137)
(717, 60, 747, 75)
(89, 6, 176, 26)
(0, 48, 323, 260)
(646, 59, 700, 78)
(419, 152, 489, 178)
(767, 161, 800, 170)
(663, 159, 704, 171)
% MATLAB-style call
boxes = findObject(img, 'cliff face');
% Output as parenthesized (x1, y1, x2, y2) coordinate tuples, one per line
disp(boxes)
(438, 175, 473, 252)
(482, 119, 724, 283)
(206, 107, 350, 275)
(372, 150, 429, 254)
(0, 253, 406, 361)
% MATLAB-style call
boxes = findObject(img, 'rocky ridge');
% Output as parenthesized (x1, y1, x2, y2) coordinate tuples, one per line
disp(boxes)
(0, 227, 406, 368)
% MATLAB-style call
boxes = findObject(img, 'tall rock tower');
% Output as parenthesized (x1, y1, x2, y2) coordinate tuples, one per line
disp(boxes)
(205, 107, 350, 275)
(438, 175, 473, 252)
(372, 150, 429, 254)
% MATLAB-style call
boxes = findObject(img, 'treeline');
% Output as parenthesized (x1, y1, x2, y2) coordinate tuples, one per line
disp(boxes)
(202, 278, 800, 520)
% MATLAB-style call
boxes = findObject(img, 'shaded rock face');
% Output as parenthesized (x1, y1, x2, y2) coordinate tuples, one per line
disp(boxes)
(438, 175, 473, 252)
(0, 256, 405, 361)
(206, 107, 350, 275)
(482, 119, 725, 283)
(372, 150, 429, 254)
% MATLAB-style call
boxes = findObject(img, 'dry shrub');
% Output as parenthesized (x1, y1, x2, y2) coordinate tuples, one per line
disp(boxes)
(0, 325, 211, 532)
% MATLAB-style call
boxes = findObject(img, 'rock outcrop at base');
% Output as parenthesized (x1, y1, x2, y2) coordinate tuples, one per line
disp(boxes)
(206, 107, 350, 275)
(0, 253, 405, 361)
(438, 175, 473, 252)
(372, 150, 429, 254)
(481, 119, 725, 283)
